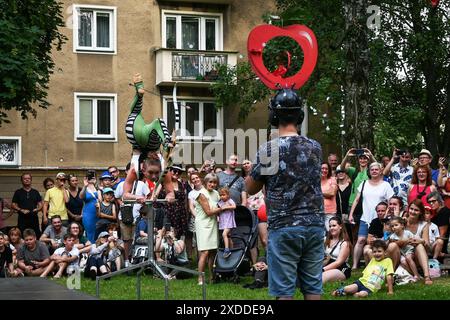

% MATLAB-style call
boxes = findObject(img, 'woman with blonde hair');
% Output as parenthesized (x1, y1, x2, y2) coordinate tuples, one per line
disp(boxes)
(192, 173, 222, 285)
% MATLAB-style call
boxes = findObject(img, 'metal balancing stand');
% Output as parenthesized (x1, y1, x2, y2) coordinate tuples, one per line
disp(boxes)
(95, 199, 206, 300)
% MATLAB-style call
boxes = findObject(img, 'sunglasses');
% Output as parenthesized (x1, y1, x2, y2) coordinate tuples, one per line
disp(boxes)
(109, 170, 117, 174)
(171, 169, 182, 174)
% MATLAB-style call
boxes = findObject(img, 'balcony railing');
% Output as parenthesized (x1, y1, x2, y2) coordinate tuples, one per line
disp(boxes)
(155, 48, 237, 87)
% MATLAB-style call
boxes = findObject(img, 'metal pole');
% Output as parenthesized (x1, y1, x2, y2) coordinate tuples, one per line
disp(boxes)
(148, 205, 154, 261)
(95, 276, 99, 298)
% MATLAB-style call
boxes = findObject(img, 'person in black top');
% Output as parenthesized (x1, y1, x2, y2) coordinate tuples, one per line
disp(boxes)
(363, 202, 389, 264)
(336, 166, 353, 243)
(67, 174, 83, 224)
(427, 191, 450, 255)
(11, 173, 43, 238)
(0, 231, 16, 277)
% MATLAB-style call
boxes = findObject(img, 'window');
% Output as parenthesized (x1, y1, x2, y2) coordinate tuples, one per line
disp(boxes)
(74, 93, 117, 141)
(0, 136, 21, 166)
(163, 98, 223, 142)
(162, 11, 222, 51)
(73, 5, 117, 53)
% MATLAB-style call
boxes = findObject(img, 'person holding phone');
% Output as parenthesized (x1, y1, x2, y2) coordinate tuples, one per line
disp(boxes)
(339, 148, 376, 244)
(80, 171, 101, 243)
(383, 148, 413, 205)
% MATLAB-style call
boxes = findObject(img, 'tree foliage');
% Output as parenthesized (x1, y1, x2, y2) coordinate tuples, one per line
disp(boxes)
(0, 0, 66, 125)
(211, 0, 450, 159)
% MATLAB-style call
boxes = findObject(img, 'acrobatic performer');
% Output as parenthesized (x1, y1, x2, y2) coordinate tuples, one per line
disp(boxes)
(123, 73, 176, 203)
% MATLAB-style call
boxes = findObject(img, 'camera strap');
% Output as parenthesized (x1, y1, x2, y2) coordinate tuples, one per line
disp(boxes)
(227, 175, 240, 189)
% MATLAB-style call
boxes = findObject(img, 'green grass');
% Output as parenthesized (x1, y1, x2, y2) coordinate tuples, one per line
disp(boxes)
(55, 271, 450, 300)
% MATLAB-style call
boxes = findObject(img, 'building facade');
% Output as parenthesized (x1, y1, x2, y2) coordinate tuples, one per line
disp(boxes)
(0, 0, 278, 202)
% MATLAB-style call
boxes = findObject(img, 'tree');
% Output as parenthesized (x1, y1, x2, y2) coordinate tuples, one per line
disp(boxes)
(371, 0, 450, 158)
(0, 0, 66, 126)
(211, 0, 450, 159)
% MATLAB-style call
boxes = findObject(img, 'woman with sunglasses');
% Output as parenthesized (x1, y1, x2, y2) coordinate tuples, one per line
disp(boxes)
(154, 165, 188, 239)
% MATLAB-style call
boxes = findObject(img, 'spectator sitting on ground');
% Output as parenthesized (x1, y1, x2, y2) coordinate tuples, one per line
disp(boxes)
(426, 191, 449, 259)
(423, 209, 442, 260)
(0, 231, 17, 277)
(40, 233, 79, 278)
(85, 231, 113, 280)
(323, 216, 352, 284)
(8, 227, 24, 265)
(332, 240, 394, 298)
(404, 199, 433, 285)
(40, 215, 68, 254)
(387, 195, 406, 218)
(105, 223, 125, 271)
(68, 222, 91, 255)
(389, 216, 421, 282)
(243, 256, 268, 289)
(155, 224, 188, 279)
(16, 229, 50, 277)
(363, 202, 390, 264)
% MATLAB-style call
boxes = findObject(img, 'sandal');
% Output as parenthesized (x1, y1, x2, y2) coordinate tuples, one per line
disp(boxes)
(424, 276, 433, 285)
(332, 287, 346, 296)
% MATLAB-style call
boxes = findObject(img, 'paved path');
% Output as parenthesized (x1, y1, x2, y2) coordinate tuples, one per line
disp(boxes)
(0, 277, 97, 300)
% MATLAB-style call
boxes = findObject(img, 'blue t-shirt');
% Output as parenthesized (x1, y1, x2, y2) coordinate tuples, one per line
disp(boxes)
(135, 218, 147, 239)
(250, 135, 324, 230)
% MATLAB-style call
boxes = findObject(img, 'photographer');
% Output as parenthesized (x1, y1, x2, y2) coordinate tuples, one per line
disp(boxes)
(80, 170, 101, 243)
(156, 224, 188, 279)
(340, 148, 376, 244)
(383, 148, 413, 205)
(39, 215, 68, 254)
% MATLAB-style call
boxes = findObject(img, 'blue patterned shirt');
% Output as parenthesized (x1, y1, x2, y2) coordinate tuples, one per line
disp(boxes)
(250, 135, 324, 230)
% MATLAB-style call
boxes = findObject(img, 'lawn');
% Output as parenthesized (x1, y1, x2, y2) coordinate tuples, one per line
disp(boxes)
(55, 270, 450, 300)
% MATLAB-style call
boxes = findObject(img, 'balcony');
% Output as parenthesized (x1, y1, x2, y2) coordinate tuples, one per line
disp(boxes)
(155, 48, 237, 87)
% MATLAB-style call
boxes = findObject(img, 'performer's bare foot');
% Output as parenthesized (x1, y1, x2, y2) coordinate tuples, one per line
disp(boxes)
(133, 73, 145, 94)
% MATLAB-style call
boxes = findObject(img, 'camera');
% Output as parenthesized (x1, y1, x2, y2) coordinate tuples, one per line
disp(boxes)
(396, 150, 406, 156)
(86, 170, 96, 180)
(355, 149, 365, 156)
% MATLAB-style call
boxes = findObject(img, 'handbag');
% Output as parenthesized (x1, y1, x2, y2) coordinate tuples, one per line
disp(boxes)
(120, 181, 137, 225)
(353, 181, 366, 223)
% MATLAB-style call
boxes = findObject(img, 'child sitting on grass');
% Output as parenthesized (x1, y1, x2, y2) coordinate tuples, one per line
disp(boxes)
(332, 240, 394, 297)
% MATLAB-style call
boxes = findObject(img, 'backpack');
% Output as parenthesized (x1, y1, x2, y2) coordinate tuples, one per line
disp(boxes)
(120, 182, 137, 225)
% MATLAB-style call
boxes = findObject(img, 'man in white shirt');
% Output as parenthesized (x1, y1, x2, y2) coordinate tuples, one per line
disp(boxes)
(383, 148, 413, 205)
(115, 163, 150, 267)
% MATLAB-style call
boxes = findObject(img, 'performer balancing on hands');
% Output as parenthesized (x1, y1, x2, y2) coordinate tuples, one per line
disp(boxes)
(123, 74, 177, 203)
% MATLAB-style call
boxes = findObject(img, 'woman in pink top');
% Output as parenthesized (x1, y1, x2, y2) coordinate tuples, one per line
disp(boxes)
(407, 165, 436, 207)
(321, 162, 338, 231)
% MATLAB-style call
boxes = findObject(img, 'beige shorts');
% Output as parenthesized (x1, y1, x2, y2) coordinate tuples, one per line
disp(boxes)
(120, 221, 135, 241)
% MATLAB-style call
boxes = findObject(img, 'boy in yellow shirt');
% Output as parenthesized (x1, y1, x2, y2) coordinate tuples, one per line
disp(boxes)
(332, 240, 394, 297)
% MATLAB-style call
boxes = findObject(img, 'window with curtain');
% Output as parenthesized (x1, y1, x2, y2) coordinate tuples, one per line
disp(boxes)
(164, 99, 222, 141)
(75, 6, 115, 53)
(0, 136, 21, 166)
(76, 94, 116, 140)
(163, 13, 221, 51)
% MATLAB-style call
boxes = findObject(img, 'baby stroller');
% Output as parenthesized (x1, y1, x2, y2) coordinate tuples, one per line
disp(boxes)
(213, 205, 258, 283)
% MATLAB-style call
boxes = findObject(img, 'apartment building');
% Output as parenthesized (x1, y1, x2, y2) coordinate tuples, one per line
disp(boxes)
(0, 0, 280, 201)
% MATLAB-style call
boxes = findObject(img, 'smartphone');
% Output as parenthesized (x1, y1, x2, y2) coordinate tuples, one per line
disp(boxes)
(112, 231, 118, 238)
(355, 149, 364, 156)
